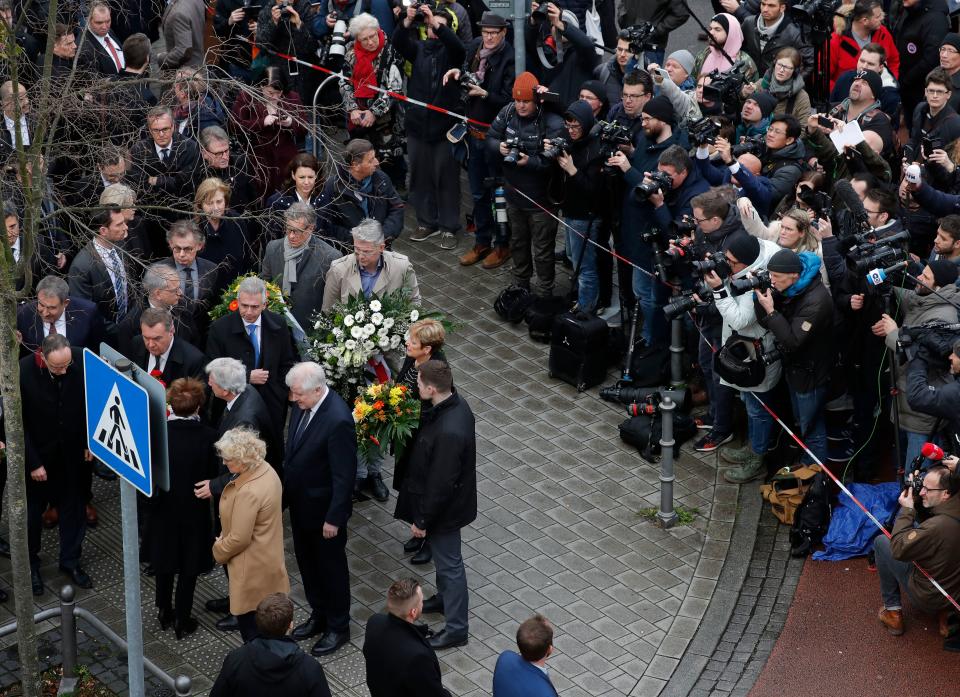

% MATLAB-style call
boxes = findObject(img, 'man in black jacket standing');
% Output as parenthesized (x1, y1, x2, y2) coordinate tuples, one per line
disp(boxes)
(283, 361, 356, 657)
(397, 360, 476, 650)
(363, 578, 451, 696)
(394, 4, 465, 250)
(740, 0, 813, 78)
(445, 12, 515, 269)
(210, 593, 332, 697)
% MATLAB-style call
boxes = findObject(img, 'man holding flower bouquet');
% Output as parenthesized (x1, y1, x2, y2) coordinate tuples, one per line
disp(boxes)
(321, 219, 421, 502)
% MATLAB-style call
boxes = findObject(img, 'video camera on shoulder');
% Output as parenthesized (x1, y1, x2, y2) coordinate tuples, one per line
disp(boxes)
(897, 321, 960, 362)
(689, 117, 720, 147)
(702, 61, 750, 114)
(623, 22, 657, 55)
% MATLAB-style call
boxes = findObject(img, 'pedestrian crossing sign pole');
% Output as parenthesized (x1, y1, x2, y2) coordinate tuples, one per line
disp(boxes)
(84, 348, 152, 495)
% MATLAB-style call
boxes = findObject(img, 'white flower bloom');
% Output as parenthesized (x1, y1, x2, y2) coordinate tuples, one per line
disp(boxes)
(378, 327, 389, 338)
(314, 321, 322, 329)
(363, 323, 375, 335)
(410, 309, 419, 321)
(370, 300, 382, 312)
(352, 354, 363, 367)
(344, 315, 355, 327)
(383, 317, 395, 329)
(363, 340, 375, 351)
(379, 338, 391, 350)
(332, 328, 343, 339)
(350, 326, 363, 339)
(355, 310, 365, 322)
(343, 351, 352, 364)
(371, 312, 384, 326)
(345, 339, 357, 350)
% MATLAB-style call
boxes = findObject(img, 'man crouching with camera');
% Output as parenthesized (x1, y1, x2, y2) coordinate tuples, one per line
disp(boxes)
(872, 463, 960, 642)
(753, 248, 833, 465)
(702, 234, 782, 483)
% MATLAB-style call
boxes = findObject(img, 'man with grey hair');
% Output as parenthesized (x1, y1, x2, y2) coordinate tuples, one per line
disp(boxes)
(193, 126, 256, 211)
(17, 275, 104, 358)
(199, 355, 282, 632)
(321, 219, 419, 501)
(207, 276, 298, 446)
(282, 361, 356, 657)
(117, 262, 198, 356)
(262, 202, 340, 330)
(161, 220, 220, 340)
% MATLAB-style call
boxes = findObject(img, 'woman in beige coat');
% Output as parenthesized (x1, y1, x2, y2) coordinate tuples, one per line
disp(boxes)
(212, 427, 289, 642)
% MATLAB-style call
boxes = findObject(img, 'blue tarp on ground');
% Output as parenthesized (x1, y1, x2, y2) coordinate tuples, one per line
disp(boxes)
(812, 482, 902, 561)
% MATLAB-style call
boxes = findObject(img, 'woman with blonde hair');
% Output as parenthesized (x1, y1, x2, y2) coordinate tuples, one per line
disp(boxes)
(194, 177, 248, 281)
(212, 427, 289, 642)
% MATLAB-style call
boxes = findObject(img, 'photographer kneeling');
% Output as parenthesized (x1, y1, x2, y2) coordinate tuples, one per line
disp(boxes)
(754, 249, 833, 464)
(549, 100, 605, 313)
(704, 234, 782, 482)
(873, 465, 960, 640)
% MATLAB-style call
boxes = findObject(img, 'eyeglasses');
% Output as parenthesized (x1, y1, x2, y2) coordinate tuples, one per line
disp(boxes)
(920, 485, 947, 492)
(480, 29, 503, 36)
(774, 62, 794, 71)
(925, 88, 950, 96)
(767, 127, 788, 136)
(622, 93, 645, 101)
(692, 216, 714, 224)
(149, 126, 172, 134)
(205, 147, 229, 157)
(170, 245, 197, 254)
(863, 208, 882, 216)
(940, 46, 959, 54)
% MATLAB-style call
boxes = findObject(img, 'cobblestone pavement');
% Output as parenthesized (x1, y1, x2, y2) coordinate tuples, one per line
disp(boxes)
(0, 219, 745, 696)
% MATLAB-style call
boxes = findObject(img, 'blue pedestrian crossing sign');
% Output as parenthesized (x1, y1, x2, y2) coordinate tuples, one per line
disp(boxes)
(84, 349, 152, 496)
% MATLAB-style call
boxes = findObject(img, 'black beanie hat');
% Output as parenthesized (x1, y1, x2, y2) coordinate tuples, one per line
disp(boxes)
(712, 14, 730, 34)
(943, 33, 960, 53)
(642, 95, 675, 125)
(927, 259, 960, 288)
(750, 91, 779, 118)
(564, 99, 596, 133)
(854, 70, 883, 100)
(724, 234, 761, 267)
(767, 248, 803, 274)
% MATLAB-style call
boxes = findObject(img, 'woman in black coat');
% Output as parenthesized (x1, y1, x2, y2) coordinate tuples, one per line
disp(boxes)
(149, 378, 220, 639)
(392, 319, 447, 565)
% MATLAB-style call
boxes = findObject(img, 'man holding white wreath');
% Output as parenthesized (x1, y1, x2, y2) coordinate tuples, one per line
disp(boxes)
(322, 219, 421, 502)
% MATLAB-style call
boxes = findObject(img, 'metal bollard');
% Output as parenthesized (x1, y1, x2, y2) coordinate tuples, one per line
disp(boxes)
(58, 585, 78, 696)
(657, 392, 678, 528)
(174, 675, 192, 696)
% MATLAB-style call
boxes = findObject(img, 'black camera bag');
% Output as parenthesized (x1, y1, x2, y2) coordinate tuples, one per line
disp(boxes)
(493, 285, 534, 323)
(714, 332, 766, 388)
(525, 295, 568, 343)
(618, 411, 697, 462)
(548, 311, 609, 391)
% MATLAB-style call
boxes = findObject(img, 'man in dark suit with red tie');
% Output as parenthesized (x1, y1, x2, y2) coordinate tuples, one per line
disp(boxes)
(78, 1, 126, 77)
(129, 307, 207, 384)
(283, 361, 356, 657)
(17, 275, 105, 357)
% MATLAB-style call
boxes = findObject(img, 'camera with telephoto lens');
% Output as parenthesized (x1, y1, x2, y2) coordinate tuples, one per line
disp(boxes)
(691, 257, 732, 278)
(797, 187, 832, 219)
(688, 117, 720, 146)
(598, 383, 659, 405)
(732, 134, 765, 158)
(623, 22, 657, 54)
(541, 137, 571, 161)
(897, 322, 960, 361)
(634, 169, 674, 200)
(849, 244, 906, 273)
(459, 71, 481, 99)
(323, 12, 348, 69)
(729, 269, 771, 296)
(597, 120, 632, 173)
(625, 392, 661, 417)
(663, 282, 712, 321)
(502, 137, 522, 165)
(702, 61, 749, 113)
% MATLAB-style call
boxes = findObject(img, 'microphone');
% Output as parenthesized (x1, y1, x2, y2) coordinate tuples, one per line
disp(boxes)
(921, 442, 945, 461)
(866, 260, 908, 286)
(833, 179, 870, 229)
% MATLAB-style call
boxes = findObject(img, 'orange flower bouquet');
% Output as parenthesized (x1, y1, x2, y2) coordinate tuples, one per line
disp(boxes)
(352, 382, 421, 463)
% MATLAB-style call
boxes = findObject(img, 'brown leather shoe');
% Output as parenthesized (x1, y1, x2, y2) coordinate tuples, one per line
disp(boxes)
(42, 506, 58, 529)
(459, 245, 490, 266)
(878, 608, 904, 636)
(939, 608, 956, 638)
(85, 504, 99, 527)
(482, 246, 511, 269)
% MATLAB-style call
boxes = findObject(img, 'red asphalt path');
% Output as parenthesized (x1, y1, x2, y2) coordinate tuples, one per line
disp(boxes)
(750, 556, 960, 697)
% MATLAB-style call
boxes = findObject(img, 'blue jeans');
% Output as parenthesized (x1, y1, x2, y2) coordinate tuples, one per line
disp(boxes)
(742, 390, 775, 455)
(789, 384, 828, 465)
(901, 430, 941, 472)
(564, 218, 600, 312)
(873, 534, 915, 610)
(467, 136, 501, 247)
(632, 265, 668, 345)
(643, 50, 665, 68)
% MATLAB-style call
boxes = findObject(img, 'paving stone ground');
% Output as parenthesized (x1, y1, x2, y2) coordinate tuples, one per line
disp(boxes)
(0, 204, 747, 696)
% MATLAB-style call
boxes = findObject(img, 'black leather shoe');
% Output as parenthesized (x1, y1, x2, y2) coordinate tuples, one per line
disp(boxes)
(93, 461, 117, 481)
(205, 597, 230, 613)
(353, 480, 370, 502)
(291, 615, 326, 640)
(428, 629, 468, 650)
(311, 630, 349, 657)
(142, 563, 156, 577)
(403, 537, 422, 554)
(31, 569, 43, 596)
(157, 608, 174, 630)
(366, 474, 389, 502)
(421, 594, 444, 615)
(0, 537, 10, 558)
(174, 617, 199, 640)
(216, 615, 240, 631)
(60, 566, 92, 589)
(411, 541, 432, 565)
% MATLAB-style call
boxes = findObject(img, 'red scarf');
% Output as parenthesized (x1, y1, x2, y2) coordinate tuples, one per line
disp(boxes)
(352, 30, 385, 101)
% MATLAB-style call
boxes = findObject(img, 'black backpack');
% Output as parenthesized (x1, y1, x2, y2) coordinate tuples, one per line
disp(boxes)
(618, 411, 697, 462)
(525, 295, 568, 343)
(494, 285, 534, 323)
(789, 471, 831, 557)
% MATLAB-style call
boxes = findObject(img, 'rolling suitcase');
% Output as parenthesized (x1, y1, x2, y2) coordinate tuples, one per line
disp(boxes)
(548, 311, 609, 391)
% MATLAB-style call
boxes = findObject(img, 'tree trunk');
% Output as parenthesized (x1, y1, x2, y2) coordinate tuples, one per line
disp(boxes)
(0, 247, 39, 696)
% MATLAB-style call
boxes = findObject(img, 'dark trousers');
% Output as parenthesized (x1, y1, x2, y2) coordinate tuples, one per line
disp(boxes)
(28, 477, 86, 571)
(698, 323, 735, 437)
(237, 611, 258, 643)
(506, 203, 558, 296)
(407, 135, 461, 232)
(431, 527, 468, 638)
(155, 573, 198, 623)
(291, 519, 350, 634)
(467, 135, 505, 248)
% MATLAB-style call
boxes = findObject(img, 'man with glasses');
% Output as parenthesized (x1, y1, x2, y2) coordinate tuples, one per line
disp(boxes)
(193, 126, 256, 212)
(892, 0, 948, 131)
(443, 12, 515, 270)
(161, 221, 220, 341)
(829, 0, 898, 87)
(594, 29, 640, 103)
(872, 464, 960, 641)
(607, 70, 652, 147)
(740, 0, 812, 78)
(906, 68, 960, 180)
(940, 34, 960, 111)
